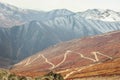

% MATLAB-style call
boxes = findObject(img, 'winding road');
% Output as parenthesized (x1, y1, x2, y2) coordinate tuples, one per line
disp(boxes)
(41, 54, 55, 69)
(16, 49, 112, 78)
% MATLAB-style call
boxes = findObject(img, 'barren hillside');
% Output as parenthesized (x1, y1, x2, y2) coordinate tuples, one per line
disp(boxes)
(11, 31, 120, 79)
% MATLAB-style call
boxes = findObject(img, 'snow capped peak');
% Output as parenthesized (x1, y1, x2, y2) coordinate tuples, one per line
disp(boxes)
(79, 9, 120, 22)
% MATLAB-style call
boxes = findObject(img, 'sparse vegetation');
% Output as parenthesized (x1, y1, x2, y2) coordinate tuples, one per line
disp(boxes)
(44, 71, 64, 80)
(0, 70, 64, 80)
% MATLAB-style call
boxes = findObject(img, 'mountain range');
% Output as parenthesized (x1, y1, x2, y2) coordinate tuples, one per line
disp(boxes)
(0, 2, 74, 28)
(0, 2, 120, 68)
(11, 30, 120, 79)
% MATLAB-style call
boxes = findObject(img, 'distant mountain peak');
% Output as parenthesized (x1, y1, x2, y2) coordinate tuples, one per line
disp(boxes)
(79, 9, 120, 22)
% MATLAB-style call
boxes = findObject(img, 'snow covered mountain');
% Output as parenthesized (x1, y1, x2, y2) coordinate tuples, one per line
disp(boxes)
(0, 2, 120, 28)
(0, 2, 74, 27)
(79, 9, 120, 22)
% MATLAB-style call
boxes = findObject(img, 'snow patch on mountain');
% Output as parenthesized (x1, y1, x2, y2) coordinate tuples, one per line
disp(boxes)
(79, 9, 120, 22)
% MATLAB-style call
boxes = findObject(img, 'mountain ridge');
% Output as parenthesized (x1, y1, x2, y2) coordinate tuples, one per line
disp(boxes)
(0, 2, 120, 28)
(0, 2, 74, 27)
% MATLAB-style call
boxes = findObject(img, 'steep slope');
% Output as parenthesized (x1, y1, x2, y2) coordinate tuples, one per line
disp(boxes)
(11, 31, 120, 79)
(0, 12, 120, 67)
(0, 2, 74, 27)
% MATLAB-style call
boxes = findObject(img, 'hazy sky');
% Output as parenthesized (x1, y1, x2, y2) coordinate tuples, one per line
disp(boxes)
(1, 0, 120, 12)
